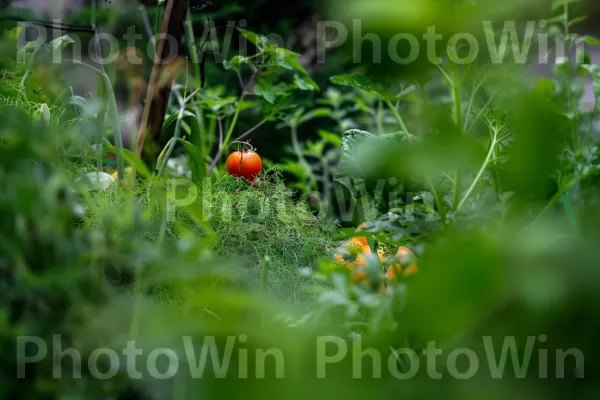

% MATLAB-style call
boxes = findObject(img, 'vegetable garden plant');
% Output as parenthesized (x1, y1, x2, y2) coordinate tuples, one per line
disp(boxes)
(2, 0, 600, 399)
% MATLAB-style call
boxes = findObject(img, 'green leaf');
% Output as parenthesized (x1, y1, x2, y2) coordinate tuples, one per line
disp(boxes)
(237, 27, 268, 49)
(200, 97, 237, 113)
(223, 55, 250, 71)
(533, 78, 556, 96)
(270, 48, 308, 74)
(49, 34, 75, 51)
(178, 139, 207, 183)
(318, 130, 342, 148)
(298, 108, 332, 126)
(294, 73, 319, 91)
(335, 130, 377, 188)
(544, 14, 568, 24)
(253, 82, 276, 104)
(552, 0, 579, 11)
(161, 110, 207, 182)
(278, 159, 306, 179)
(397, 83, 417, 99)
(568, 15, 588, 28)
(162, 110, 195, 142)
(576, 48, 592, 65)
(16, 41, 41, 61)
(330, 74, 396, 101)
(183, 112, 207, 183)
(4, 26, 22, 41)
(334, 130, 380, 220)
(252, 78, 292, 105)
(561, 192, 580, 234)
(580, 35, 600, 46)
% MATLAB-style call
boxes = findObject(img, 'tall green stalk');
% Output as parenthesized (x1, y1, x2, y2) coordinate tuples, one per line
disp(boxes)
(532, 165, 600, 225)
(95, 74, 105, 172)
(384, 99, 410, 136)
(290, 122, 318, 190)
(67, 59, 125, 180)
(451, 68, 463, 210)
(222, 93, 247, 148)
(456, 125, 500, 211)
(261, 256, 271, 293)
(425, 175, 447, 224)
(183, 11, 207, 163)
(157, 87, 202, 178)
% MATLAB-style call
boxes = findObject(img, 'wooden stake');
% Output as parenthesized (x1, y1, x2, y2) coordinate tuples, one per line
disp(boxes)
(135, 0, 188, 159)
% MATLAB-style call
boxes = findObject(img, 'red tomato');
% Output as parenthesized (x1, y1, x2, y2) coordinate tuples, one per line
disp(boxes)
(226, 150, 262, 180)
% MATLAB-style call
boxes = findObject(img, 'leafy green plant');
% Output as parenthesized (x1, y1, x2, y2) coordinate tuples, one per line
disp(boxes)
(157, 26, 321, 182)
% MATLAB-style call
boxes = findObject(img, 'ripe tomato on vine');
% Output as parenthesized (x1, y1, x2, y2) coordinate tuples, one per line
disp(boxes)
(226, 141, 262, 181)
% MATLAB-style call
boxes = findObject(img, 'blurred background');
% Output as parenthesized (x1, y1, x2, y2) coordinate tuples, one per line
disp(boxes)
(2, 1, 600, 399)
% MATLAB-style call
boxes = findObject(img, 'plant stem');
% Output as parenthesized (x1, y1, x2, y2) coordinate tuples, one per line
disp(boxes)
(376, 100, 384, 135)
(19, 45, 45, 101)
(563, 3, 579, 150)
(583, 96, 598, 145)
(183, 11, 207, 155)
(139, 4, 156, 47)
(222, 93, 246, 148)
(531, 165, 600, 225)
(435, 63, 453, 87)
(157, 106, 185, 178)
(234, 119, 267, 142)
(321, 156, 333, 217)
(184, 11, 202, 89)
(384, 99, 410, 136)
(128, 263, 142, 340)
(425, 174, 446, 224)
(491, 147, 502, 198)
(95, 78, 105, 172)
(451, 68, 463, 210)
(452, 174, 462, 210)
(260, 256, 271, 293)
(453, 69, 463, 133)
(67, 59, 124, 180)
(291, 123, 318, 190)
(464, 90, 499, 134)
(463, 79, 484, 132)
(207, 117, 224, 176)
(561, 192, 580, 233)
(184, 86, 202, 103)
(221, 68, 259, 149)
(456, 128, 498, 211)
(156, 87, 202, 178)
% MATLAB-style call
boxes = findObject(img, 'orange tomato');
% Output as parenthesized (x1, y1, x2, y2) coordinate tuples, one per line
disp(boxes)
(334, 237, 372, 282)
(335, 222, 419, 285)
(385, 246, 418, 280)
(226, 150, 262, 181)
